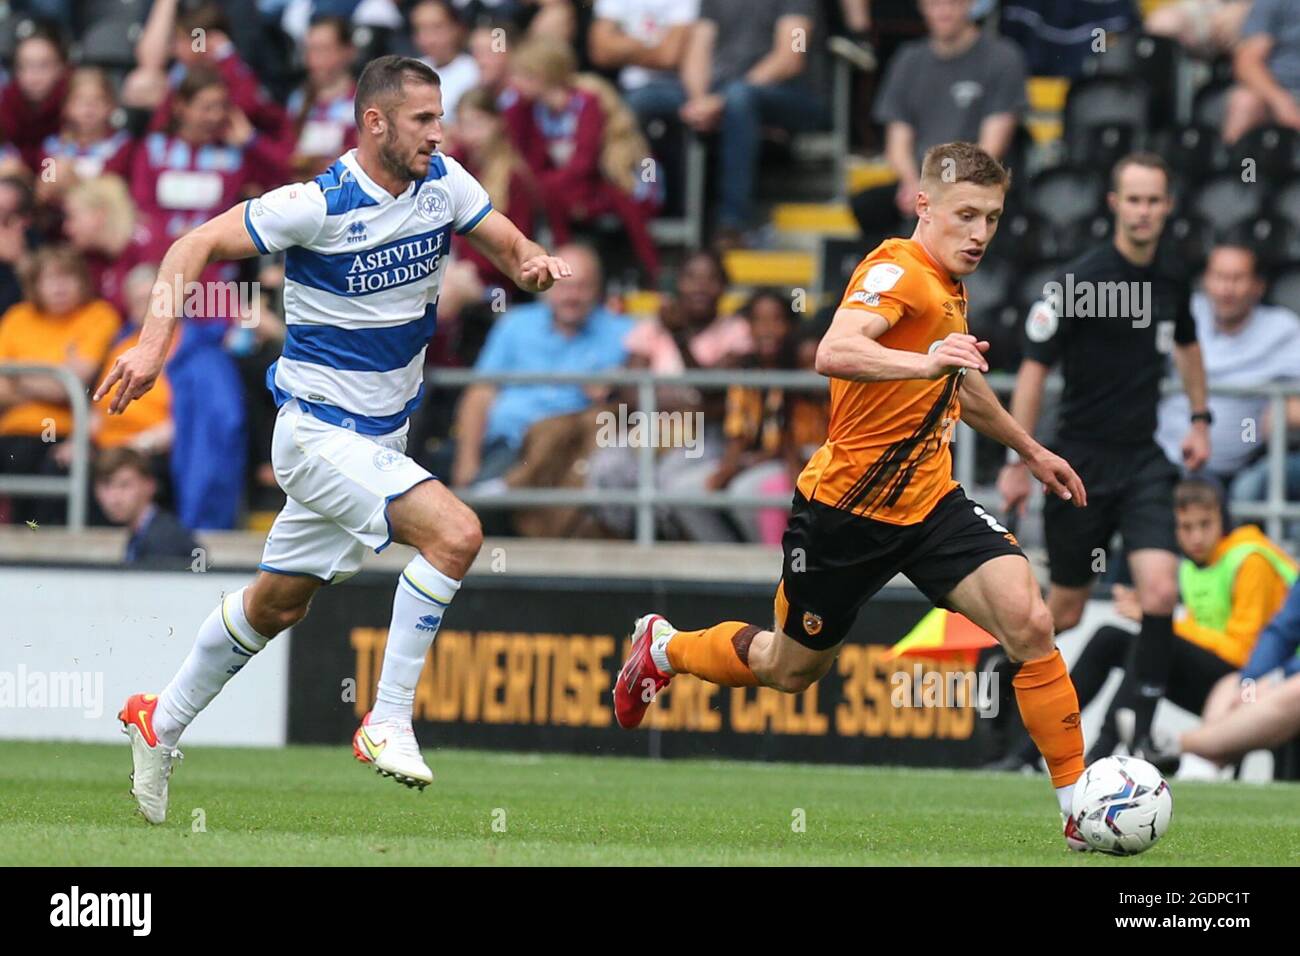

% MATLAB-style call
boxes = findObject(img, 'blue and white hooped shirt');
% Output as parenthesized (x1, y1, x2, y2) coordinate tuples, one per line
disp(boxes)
(245, 148, 492, 435)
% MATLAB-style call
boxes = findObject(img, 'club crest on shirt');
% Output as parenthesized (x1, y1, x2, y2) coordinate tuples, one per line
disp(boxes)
(417, 189, 448, 222)
(802, 612, 823, 636)
(373, 449, 404, 472)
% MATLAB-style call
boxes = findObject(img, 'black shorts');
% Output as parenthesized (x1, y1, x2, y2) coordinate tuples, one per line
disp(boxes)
(776, 486, 1026, 650)
(1042, 439, 1179, 588)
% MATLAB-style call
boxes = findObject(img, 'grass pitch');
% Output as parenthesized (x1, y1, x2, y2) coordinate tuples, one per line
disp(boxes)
(2, 740, 1295, 866)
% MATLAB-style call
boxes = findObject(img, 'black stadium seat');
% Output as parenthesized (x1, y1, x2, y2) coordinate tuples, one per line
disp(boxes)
(962, 257, 1014, 317)
(1267, 269, 1300, 314)
(1192, 83, 1231, 131)
(1229, 125, 1300, 185)
(1024, 167, 1107, 231)
(1064, 76, 1152, 145)
(1273, 178, 1300, 229)
(1189, 174, 1267, 233)
(1078, 32, 1180, 128)
(1015, 261, 1066, 312)
(1164, 215, 1215, 273)
(1068, 122, 1135, 172)
(986, 209, 1044, 265)
(1153, 124, 1227, 186)
(1235, 217, 1300, 271)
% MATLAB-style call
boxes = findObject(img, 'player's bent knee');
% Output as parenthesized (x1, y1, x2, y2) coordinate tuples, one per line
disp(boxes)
(1003, 601, 1055, 662)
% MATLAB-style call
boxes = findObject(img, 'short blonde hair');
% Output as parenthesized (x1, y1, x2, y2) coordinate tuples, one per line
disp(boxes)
(511, 36, 576, 87)
(65, 175, 136, 251)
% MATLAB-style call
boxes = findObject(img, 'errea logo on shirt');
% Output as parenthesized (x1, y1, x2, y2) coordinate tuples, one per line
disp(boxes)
(346, 221, 367, 244)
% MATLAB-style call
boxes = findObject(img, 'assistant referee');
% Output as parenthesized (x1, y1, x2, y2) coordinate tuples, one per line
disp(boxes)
(998, 152, 1212, 758)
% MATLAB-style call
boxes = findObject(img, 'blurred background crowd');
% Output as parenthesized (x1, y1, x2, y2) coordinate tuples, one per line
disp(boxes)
(0, 0, 1298, 557)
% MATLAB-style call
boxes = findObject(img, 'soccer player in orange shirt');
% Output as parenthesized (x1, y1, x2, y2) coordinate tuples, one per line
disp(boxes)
(613, 142, 1096, 850)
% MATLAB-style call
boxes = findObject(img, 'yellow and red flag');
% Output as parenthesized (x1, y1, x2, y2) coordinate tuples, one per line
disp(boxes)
(885, 608, 998, 665)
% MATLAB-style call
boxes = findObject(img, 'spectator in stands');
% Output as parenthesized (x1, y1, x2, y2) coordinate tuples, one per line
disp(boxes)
(990, 478, 1298, 770)
(130, 68, 290, 324)
(506, 36, 661, 280)
(93, 447, 199, 569)
(449, 86, 539, 293)
(35, 68, 135, 210)
(90, 262, 247, 531)
(449, 243, 632, 489)
(0, 176, 35, 318)
(587, 0, 698, 127)
(0, 246, 119, 525)
(411, 0, 481, 122)
(1156, 244, 1300, 492)
(0, 23, 70, 173)
(849, 0, 1026, 247)
(1145, 0, 1251, 59)
(124, 0, 293, 150)
(63, 176, 156, 320)
(1224, 0, 1300, 143)
(287, 16, 358, 179)
(587, 249, 752, 536)
(678, 0, 829, 241)
(1150, 575, 1300, 770)
(661, 289, 800, 542)
(468, 18, 518, 104)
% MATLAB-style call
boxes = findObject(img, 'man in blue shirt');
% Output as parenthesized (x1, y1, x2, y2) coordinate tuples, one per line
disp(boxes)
(451, 244, 633, 487)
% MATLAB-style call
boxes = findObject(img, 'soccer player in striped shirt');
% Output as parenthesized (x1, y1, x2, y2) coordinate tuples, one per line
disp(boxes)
(96, 55, 572, 823)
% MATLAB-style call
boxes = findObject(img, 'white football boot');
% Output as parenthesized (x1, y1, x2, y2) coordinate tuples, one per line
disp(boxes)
(118, 692, 182, 825)
(352, 712, 433, 790)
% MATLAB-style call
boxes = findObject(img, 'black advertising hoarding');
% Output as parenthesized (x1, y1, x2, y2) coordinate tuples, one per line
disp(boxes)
(289, 573, 995, 766)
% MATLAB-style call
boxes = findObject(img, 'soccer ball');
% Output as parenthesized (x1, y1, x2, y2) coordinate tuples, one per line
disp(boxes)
(1071, 755, 1173, 855)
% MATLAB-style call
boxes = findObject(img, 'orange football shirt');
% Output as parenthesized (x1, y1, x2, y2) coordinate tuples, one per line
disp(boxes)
(796, 237, 969, 525)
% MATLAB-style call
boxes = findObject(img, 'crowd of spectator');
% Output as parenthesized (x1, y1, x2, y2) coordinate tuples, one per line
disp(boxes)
(0, 0, 1297, 554)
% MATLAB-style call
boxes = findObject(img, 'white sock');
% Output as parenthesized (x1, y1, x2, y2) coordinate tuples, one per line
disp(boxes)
(1056, 783, 1076, 818)
(155, 588, 272, 748)
(371, 555, 460, 724)
(649, 623, 675, 675)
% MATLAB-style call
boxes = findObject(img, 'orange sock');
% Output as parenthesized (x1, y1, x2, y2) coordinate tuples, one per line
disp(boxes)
(665, 622, 761, 687)
(1012, 649, 1085, 788)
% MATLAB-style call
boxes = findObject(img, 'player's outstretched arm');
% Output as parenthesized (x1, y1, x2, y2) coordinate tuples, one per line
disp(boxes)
(463, 209, 571, 294)
(94, 201, 261, 414)
(814, 307, 988, 383)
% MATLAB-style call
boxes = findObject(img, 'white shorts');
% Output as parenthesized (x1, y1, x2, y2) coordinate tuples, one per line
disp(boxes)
(260, 400, 434, 582)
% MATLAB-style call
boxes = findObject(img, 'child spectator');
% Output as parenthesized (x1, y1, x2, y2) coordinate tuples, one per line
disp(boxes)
(506, 36, 660, 280)
(0, 23, 70, 173)
(287, 16, 358, 179)
(63, 175, 156, 318)
(93, 446, 198, 569)
(0, 246, 119, 525)
(36, 68, 135, 210)
(448, 86, 539, 293)
(411, 0, 481, 122)
(130, 68, 289, 324)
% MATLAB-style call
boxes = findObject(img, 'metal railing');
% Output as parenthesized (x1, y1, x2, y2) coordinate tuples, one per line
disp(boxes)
(0, 363, 90, 530)
(431, 368, 1300, 546)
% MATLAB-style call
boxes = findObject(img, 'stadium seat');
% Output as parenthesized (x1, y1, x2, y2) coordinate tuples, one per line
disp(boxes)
(1276, 179, 1300, 229)
(1192, 83, 1231, 131)
(962, 257, 1013, 315)
(1188, 174, 1267, 233)
(1237, 217, 1300, 271)
(1229, 125, 1300, 185)
(1024, 167, 1107, 231)
(1054, 213, 1114, 261)
(985, 209, 1044, 265)
(1153, 124, 1227, 186)
(1077, 32, 1179, 127)
(1267, 269, 1300, 314)
(1163, 215, 1215, 273)
(1015, 261, 1066, 311)
(1064, 76, 1152, 151)
(78, 9, 148, 69)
